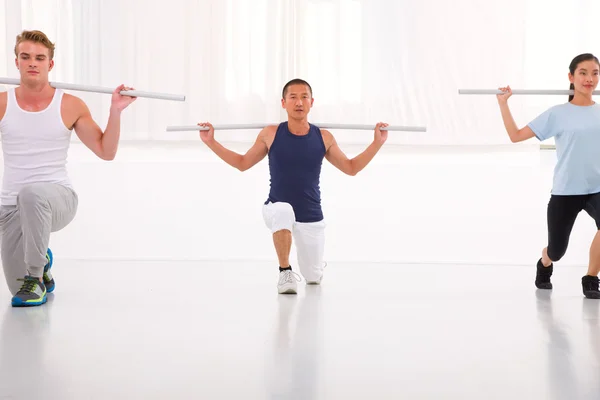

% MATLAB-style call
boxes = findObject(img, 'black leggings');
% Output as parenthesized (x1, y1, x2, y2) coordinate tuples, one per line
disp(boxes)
(547, 192, 600, 261)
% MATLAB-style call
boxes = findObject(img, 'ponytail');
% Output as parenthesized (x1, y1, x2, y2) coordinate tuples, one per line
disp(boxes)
(569, 83, 574, 102)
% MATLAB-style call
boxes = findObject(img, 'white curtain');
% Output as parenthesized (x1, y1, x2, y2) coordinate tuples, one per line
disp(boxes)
(1, 0, 598, 145)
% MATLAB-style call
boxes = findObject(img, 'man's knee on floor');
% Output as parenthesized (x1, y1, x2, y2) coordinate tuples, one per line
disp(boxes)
(297, 260, 324, 281)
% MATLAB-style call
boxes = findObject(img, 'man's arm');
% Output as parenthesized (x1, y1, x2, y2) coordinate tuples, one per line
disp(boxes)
(0, 92, 7, 121)
(199, 122, 272, 171)
(324, 122, 388, 176)
(72, 84, 137, 161)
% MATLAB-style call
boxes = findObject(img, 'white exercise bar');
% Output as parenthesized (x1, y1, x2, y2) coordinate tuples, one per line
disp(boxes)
(166, 123, 427, 132)
(0, 77, 185, 101)
(459, 89, 600, 95)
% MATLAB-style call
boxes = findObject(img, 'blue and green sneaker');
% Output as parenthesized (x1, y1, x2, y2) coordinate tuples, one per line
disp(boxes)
(11, 276, 47, 307)
(43, 248, 55, 293)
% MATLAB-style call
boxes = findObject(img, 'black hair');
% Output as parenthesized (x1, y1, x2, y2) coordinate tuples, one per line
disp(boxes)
(568, 53, 600, 102)
(282, 78, 312, 98)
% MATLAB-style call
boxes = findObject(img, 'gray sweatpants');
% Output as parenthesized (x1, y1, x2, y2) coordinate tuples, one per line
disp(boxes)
(0, 183, 78, 295)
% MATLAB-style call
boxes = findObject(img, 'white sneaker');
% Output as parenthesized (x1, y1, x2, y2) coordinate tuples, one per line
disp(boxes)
(278, 270, 301, 294)
(306, 262, 327, 285)
(306, 277, 322, 285)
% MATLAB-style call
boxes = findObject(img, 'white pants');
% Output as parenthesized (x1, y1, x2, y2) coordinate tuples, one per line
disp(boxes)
(262, 202, 326, 282)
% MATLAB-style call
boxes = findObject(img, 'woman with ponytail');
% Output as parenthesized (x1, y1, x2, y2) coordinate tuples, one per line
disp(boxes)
(496, 53, 600, 299)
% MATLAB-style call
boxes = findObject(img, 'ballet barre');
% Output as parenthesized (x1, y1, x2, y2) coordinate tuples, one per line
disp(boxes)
(0, 77, 185, 101)
(459, 89, 600, 96)
(166, 123, 427, 132)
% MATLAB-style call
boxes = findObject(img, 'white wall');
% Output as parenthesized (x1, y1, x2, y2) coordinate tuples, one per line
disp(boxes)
(37, 143, 597, 267)
(2, 1, 600, 267)
(1, 0, 583, 146)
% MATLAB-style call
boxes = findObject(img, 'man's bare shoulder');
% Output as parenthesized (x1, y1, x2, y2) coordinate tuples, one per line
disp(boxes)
(259, 124, 279, 149)
(60, 93, 91, 129)
(62, 93, 87, 111)
(258, 124, 279, 139)
(261, 124, 278, 134)
(319, 128, 335, 149)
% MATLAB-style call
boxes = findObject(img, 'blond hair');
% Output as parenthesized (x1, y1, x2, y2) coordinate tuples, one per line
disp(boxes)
(14, 30, 55, 60)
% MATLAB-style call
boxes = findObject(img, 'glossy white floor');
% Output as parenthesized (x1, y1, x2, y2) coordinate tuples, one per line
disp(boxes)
(1, 142, 599, 399)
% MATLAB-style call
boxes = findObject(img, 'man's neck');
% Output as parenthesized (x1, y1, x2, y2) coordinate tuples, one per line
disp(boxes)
(16, 80, 54, 101)
(287, 119, 310, 136)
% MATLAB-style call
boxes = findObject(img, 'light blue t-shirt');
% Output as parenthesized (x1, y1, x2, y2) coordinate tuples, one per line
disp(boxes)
(528, 102, 600, 195)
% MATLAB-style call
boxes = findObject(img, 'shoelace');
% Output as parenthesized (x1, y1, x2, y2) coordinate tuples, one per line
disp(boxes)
(16, 277, 38, 294)
(279, 270, 301, 285)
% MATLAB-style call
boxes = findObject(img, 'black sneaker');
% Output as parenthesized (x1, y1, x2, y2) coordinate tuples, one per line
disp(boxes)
(535, 258, 553, 289)
(582, 275, 600, 299)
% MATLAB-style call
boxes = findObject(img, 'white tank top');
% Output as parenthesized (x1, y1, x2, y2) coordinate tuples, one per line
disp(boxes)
(0, 88, 73, 206)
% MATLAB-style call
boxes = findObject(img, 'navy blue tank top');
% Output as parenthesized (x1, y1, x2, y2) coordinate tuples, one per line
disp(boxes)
(266, 122, 326, 222)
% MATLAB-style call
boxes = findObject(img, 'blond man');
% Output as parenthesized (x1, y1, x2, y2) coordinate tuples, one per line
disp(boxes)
(0, 30, 137, 306)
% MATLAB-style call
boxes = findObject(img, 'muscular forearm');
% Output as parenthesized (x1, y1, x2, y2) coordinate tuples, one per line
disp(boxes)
(205, 139, 244, 170)
(349, 141, 383, 175)
(100, 107, 123, 160)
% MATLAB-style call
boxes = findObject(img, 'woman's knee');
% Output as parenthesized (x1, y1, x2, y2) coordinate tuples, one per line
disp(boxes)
(547, 245, 567, 262)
